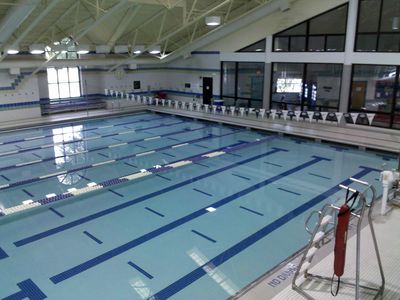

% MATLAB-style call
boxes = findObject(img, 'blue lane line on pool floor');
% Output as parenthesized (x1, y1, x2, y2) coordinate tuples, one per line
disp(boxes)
(239, 206, 264, 216)
(193, 162, 209, 168)
(112, 137, 123, 142)
(0, 247, 8, 260)
(192, 188, 213, 197)
(264, 162, 282, 167)
(226, 152, 242, 157)
(277, 187, 301, 196)
(47, 155, 325, 285)
(2, 279, 47, 300)
(167, 137, 180, 141)
(308, 172, 331, 180)
(191, 230, 217, 243)
(156, 174, 171, 181)
(1, 175, 10, 181)
(31, 153, 42, 159)
(193, 144, 209, 149)
(108, 189, 124, 198)
(124, 162, 137, 168)
(15, 146, 283, 248)
(162, 152, 176, 158)
(231, 173, 251, 181)
(22, 189, 34, 197)
(49, 207, 65, 218)
(15, 144, 22, 149)
(135, 144, 146, 149)
(145, 207, 165, 217)
(150, 166, 378, 299)
(97, 153, 109, 158)
(83, 231, 103, 244)
(128, 261, 154, 279)
(78, 174, 91, 181)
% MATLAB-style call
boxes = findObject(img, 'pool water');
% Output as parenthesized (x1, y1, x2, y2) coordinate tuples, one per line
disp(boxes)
(0, 112, 396, 299)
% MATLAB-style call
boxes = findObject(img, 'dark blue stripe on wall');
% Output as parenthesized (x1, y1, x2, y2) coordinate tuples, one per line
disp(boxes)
(0, 247, 8, 260)
(15, 147, 283, 247)
(49, 207, 64, 218)
(128, 261, 154, 279)
(83, 231, 103, 244)
(150, 166, 377, 299)
(49, 155, 325, 284)
(2, 279, 46, 300)
(191, 230, 217, 243)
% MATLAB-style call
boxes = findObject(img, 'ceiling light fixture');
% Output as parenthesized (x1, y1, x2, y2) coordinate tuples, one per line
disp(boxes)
(6, 46, 19, 54)
(149, 45, 161, 54)
(76, 44, 90, 54)
(393, 17, 399, 30)
(133, 45, 145, 54)
(29, 44, 45, 54)
(205, 16, 221, 26)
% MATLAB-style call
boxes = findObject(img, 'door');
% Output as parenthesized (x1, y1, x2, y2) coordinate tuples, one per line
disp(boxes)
(203, 77, 213, 105)
(350, 81, 367, 110)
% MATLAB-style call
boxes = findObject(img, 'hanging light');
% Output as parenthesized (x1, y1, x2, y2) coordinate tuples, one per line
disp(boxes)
(205, 16, 221, 26)
(149, 45, 161, 54)
(6, 46, 19, 54)
(76, 44, 90, 54)
(29, 44, 45, 54)
(393, 17, 399, 30)
(133, 45, 145, 54)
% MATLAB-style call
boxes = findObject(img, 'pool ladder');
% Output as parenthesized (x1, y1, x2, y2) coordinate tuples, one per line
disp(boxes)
(292, 178, 385, 300)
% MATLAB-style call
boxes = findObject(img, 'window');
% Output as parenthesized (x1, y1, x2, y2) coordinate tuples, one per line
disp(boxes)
(271, 63, 343, 111)
(356, 0, 400, 52)
(221, 62, 265, 108)
(350, 64, 400, 128)
(273, 4, 348, 52)
(47, 67, 81, 99)
(237, 39, 266, 52)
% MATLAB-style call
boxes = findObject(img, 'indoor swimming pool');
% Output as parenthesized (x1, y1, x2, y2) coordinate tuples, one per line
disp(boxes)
(0, 111, 396, 300)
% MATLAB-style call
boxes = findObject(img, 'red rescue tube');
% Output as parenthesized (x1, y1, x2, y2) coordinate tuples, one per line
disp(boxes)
(334, 204, 351, 276)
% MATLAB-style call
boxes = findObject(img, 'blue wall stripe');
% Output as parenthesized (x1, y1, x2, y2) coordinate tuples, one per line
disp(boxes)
(127, 261, 154, 279)
(150, 166, 377, 299)
(83, 231, 103, 244)
(239, 206, 264, 216)
(145, 207, 165, 218)
(191, 230, 217, 243)
(48, 207, 65, 218)
(15, 146, 282, 248)
(277, 187, 301, 196)
(0, 247, 8, 260)
(49, 154, 325, 284)
(2, 279, 46, 300)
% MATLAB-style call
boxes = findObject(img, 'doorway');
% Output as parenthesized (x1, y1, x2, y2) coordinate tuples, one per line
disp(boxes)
(202, 77, 213, 105)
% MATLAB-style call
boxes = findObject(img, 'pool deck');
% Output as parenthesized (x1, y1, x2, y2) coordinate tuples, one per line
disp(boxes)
(148, 106, 400, 154)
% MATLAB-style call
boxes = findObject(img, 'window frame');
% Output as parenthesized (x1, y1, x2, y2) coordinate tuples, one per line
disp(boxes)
(236, 38, 266, 52)
(47, 67, 82, 100)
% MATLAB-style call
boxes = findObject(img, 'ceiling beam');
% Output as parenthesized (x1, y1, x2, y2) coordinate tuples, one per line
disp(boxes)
(127, 0, 185, 8)
(107, 4, 141, 47)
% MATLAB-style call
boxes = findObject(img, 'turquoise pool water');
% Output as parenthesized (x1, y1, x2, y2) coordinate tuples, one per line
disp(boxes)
(0, 112, 396, 299)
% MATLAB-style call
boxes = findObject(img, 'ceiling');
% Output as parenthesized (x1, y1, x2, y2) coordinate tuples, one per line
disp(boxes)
(0, 0, 275, 57)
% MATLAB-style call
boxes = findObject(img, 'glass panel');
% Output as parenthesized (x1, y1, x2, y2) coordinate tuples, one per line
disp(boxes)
(238, 39, 266, 52)
(272, 63, 304, 110)
(68, 67, 80, 82)
(378, 34, 400, 51)
(304, 64, 342, 110)
(59, 82, 70, 98)
(274, 37, 289, 51)
(358, 0, 381, 32)
(309, 5, 347, 35)
(48, 83, 59, 99)
(290, 36, 306, 51)
(350, 65, 396, 115)
(221, 97, 235, 107)
(308, 36, 325, 51)
(47, 68, 58, 84)
(221, 62, 236, 97)
(356, 34, 378, 51)
(237, 62, 264, 100)
(69, 82, 81, 97)
(277, 22, 307, 36)
(57, 68, 69, 83)
(393, 70, 400, 128)
(249, 99, 262, 108)
(380, 0, 400, 32)
(326, 35, 345, 51)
